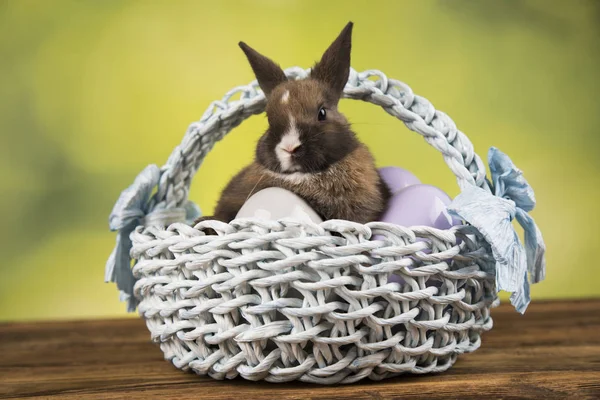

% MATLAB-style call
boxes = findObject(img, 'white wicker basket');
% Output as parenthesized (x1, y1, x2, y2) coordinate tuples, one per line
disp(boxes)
(106, 67, 545, 384)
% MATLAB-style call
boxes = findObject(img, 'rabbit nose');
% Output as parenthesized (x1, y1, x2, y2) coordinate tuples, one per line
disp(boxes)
(283, 144, 301, 154)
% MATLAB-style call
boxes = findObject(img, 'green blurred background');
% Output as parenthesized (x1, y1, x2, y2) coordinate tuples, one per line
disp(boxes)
(1, 0, 599, 321)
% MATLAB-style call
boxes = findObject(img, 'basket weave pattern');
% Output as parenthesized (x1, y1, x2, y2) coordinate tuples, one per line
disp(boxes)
(129, 68, 499, 384)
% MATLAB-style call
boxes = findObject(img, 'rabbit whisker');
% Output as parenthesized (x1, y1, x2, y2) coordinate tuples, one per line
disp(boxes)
(245, 172, 266, 202)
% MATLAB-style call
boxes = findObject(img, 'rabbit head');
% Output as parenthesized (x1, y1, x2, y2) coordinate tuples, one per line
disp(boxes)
(239, 22, 359, 174)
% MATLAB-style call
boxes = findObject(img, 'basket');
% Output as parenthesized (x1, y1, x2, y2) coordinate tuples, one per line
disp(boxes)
(105, 67, 546, 384)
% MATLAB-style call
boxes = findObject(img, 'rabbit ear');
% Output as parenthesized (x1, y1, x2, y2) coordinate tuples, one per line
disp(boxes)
(311, 22, 353, 101)
(239, 42, 287, 97)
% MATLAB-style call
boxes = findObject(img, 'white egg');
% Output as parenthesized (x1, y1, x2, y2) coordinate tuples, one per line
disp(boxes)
(235, 187, 322, 223)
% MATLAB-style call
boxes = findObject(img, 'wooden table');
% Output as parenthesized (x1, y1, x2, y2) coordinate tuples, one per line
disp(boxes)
(1, 299, 599, 399)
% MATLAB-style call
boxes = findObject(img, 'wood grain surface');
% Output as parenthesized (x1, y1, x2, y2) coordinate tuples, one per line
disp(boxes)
(1, 299, 599, 399)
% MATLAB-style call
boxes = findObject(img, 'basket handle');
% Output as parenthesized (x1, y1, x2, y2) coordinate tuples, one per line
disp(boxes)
(148, 67, 491, 217)
(105, 68, 494, 311)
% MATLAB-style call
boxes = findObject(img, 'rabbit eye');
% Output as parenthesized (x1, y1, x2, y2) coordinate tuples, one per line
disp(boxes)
(318, 107, 327, 121)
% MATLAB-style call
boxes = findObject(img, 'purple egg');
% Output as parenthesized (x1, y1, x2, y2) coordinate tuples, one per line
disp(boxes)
(380, 184, 459, 229)
(378, 167, 421, 195)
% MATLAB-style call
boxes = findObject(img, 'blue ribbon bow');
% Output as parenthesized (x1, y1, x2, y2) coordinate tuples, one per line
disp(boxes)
(448, 147, 546, 313)
(105, 164, 201, 312)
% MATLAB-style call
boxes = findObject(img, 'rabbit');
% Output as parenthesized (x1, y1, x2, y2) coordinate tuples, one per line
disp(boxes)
(196, 22, 390, 227)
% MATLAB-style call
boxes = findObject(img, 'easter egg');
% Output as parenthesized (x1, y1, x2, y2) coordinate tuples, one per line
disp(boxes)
(235, 187, 322, 223)
(378, 167, 421, 195)
(379, 184, 460, 229)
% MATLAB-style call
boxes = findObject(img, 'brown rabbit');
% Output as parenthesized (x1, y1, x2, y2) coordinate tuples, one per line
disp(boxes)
(198, 22, 390, 226)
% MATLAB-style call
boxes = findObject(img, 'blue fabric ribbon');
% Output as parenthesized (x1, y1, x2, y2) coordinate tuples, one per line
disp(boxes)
(105, 164, 201, 312)
(448, 147, 546, 313)
(105, 165, 160, 312)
